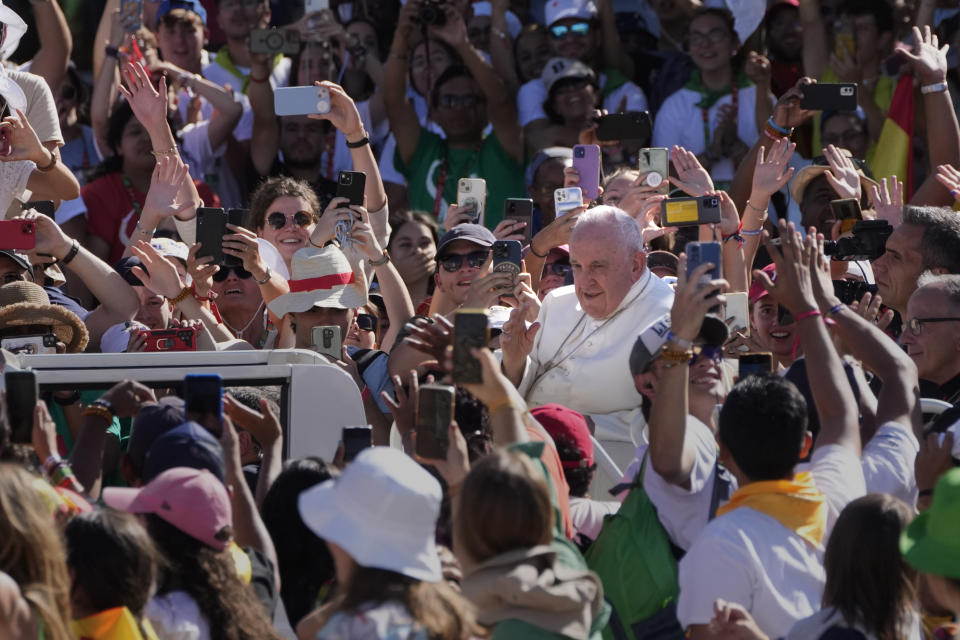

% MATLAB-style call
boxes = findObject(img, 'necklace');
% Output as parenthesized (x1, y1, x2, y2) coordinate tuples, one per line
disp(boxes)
(121, 174, 143, 219)
(221, 302, 265, 339)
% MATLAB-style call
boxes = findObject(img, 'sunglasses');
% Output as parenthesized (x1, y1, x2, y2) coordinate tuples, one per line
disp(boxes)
(213, 265, 253, 282)
(543, 262, 572, 278)
(438, 93, 485, 109)
(266, 211, 313, 230)
(905, 317, 960, 336)
(550, 22, 590, 39)
(439, 250, 490, 272)
(690, 344, 723, 365)
(356, 313, 378, 332)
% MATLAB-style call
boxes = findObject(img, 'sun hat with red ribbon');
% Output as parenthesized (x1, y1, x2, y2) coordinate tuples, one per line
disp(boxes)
(268, 246, 367, 318)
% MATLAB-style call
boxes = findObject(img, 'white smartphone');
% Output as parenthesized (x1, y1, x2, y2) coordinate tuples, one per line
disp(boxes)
(457, 178, 486, 225)
(311, 325, 342, 360)
(724, 292, 750, 337)
(305, 0, 330, 13)
(554, 187, 583, 217)
(1, 334, 57, 355)
(274, 86, 331, 117)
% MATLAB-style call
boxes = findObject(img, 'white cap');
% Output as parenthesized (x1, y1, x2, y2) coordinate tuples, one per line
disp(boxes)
(544, 0, 597, 26)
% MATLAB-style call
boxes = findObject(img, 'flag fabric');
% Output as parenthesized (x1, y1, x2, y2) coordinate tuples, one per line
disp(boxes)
(871, 73, 916, 198)
(71, 607, 160, 640)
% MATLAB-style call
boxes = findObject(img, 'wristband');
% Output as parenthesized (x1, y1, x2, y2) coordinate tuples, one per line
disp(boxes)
(721, 220, 743, 240)
(43, 454, 62, 475)
(664, 331, 694, 350)
(249, 71, 270, 84)
(723, 233, 744, 248)
(346, 135, 370, 148)
(741, 228, 763, 237)
(762, 128, 782, 142)
(81, 403, 113, 422)
(361, 386, 372, 402)
(660, 346, 694, 364)
(368, 249, 390, 267)
(168, 285, 192, 306)
(529, 241, 548, 258)
(487, 397, 518, 414)
(766, 117, 793, 135)
(191, 283, 212, 301)
(256, 267, 272, 285)
(921, 82, 948, 95)
(105, 45, 120, 60)
(794, 309, 822, 322)
(59, 239, 80, 266)
(36, 150, 57, 172)
(827, 303, 845, 316)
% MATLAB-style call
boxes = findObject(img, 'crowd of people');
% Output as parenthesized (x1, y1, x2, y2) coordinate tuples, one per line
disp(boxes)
(2, 0, 960, 638)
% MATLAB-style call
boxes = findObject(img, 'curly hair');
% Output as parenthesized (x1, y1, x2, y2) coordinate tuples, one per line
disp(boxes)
(249, 176, 322, 232)
(146, 514, 283, 640)
(552, 437, 596, 498)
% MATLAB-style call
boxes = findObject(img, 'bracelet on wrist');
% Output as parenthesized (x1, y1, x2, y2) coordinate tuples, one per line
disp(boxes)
(255, 267, 272, 285)
(921, 81, 948, 95)
(826, 303, 845, 316)
(766, 117, 793, 136)
(528, 241, 548, 258)
(368, 249, 390, 267)
(59, 239, 80, 266)
(43, 454, 62, 475)
(81, 403, 113, 422)
(794, 309, 822, 322)
(168, 285, 192, 306)
(664, 331, 694, 350)
(191, 283, 212, 301)
(249, 71, 270, 84)
(660, 345, 694, 364)
(150, 146, 177, 158)
(918, 488, 934, 498)
(486, 397, 518, 415)
(745, 199, 767, 215)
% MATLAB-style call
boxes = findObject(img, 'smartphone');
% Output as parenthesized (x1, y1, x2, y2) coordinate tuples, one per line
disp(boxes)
(336, 170, 365, 206)
(724, 291, 749, 337)
(661, 196, 722, 227)
(457, 178, 486, 225)
(120, 0, 143, 31)
(220, 208, 248, 268)
(311, 325, 342, 360)
(686, 241, 722, 282)
(0, 219, 36, 251)
(273, 85, 331, 117)
(595, 111, 652, 143)
(196, 207, 228, 265)
(183, 373, 223, 437)
(452, 309, 489, 384)
(22, 201, 55, 218)
(415, 384, 454, 460)
(305, 0, 330, 12)
(250, 28, 301, 55)
(799, 83, 857, 111)
(739, 352, 774, 378)
(492, 240, 522, 281)
(139, 327, 198, 352)
(4, 370, 38, 444)
(1, 334, 57, 355)
(834, 20, 856, 62)
(830, 198, 862, 234)
(637, 147, 669, 195)
(341, 425, 372, 462)
(503, 198, 533, 245)
(0, 127, 10, 157)
(572, 144, 601, 202)
(554, 187, 583, 217)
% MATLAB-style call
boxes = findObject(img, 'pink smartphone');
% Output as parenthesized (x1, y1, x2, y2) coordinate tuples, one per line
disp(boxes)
(573, 144, 601, 202)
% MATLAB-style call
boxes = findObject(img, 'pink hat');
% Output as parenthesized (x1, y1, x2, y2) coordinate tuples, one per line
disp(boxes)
(102, 467, 233, 551)
(748, 263, 777, 304)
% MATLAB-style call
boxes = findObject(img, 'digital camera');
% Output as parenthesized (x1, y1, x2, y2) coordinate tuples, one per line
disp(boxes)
(417, 0, 446, 26)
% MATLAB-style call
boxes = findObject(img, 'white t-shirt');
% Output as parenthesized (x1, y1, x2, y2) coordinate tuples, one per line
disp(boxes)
(862, 421, 919, 507)
(145, 591, 210, 640)
(569, 495, 620, 542)
(517, 73, 648, 128)
(786, 606, 923, 640)
(179, 120, 243, 209)
(652, 84, 767, 183)
(676, 444, 866, 636)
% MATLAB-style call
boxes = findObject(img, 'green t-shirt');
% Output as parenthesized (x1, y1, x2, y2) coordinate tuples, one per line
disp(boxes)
(396, 129, 527, 229)
(49, 390, 130, 487)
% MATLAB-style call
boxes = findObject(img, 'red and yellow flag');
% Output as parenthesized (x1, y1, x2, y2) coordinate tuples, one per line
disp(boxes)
(871, 73, 915, 198)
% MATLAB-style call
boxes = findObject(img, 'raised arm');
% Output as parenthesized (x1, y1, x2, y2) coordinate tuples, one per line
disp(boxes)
(91, 13, 125, 156)
(247, 53, 280, 178)
(28, 0, 72, 91)
(489, 0, 521, 95)
(165, 68, 244, 152)
(384, 1, 427, 166)
(597, 0, 634, 79)
(4, 110, 80, 201)
(798, 0, 829, 80)
(742, 137, 796, 270)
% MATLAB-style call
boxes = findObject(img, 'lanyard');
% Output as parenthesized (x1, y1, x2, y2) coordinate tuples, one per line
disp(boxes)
(213, 48, 281, 93)
(701, 80, 738, 149)
(121, 174, 143, 219)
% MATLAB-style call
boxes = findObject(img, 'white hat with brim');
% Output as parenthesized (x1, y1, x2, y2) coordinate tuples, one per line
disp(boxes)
(0, 3, 28, 112)
(268, 245, 367, 318)
(298, 447, 443, 582)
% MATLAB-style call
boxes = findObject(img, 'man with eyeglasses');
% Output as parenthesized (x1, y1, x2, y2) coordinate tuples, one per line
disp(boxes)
(902, 274, 960, 435)
(519, 0, 647, 153)
(426, 224, 513, 316)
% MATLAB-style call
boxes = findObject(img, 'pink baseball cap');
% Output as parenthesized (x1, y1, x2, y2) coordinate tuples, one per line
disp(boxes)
(748, 263, 777, 304)
(103, 467, 233, 551)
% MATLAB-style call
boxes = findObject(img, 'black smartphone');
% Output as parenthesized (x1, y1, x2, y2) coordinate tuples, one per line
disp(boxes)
(183, 373, 223, 437)
(336, 170, 366, 206)
(342, 425, 372, 462)
(492, 240, 522, 281)
(22, 200, 55, 218)
(452, 310, 490, 384)
(739, 352, 774, 378)
(222, 208, 248, 268)
(595, 111, 652, 143)
(196, 207, 228, 266)
(661, 196, 722, 227)
(799, 83, 858, 111)
(830, 198, 862, 234)
(503, 198, 534, 245)
(4, 370, 37, 444)
(415, 384, 454, 460)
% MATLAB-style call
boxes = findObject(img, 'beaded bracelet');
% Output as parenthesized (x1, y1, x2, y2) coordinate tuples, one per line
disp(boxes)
(81, 404, 113, 422)
(766, 117, 793, 136)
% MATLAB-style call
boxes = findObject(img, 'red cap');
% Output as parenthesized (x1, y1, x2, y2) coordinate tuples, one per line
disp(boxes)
(748, 263, 777, 304)
(531, 404, 594, 469)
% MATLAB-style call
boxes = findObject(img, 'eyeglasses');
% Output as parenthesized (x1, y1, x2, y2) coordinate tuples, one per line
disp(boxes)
(687, 28, 731, 48)
(550, 22, 590, 39)
(439, 250, 490, 272)
(691, 344, 723, 365)
(355, 313, 378, 332)
(437, 93, 485, 109)
(543, 262, 572, 278)
(213, 265, 253, 282)
(266, 211, 313, 230)
(905, 317, 960, 336)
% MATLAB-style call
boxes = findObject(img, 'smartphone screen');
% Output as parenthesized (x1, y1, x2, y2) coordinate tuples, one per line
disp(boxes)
(342, 425, 372, 462)
(457, 179, 486, 224)
(183, 373, 223, 437)
(830, 198, 862, 234)
(415, 384, 454, 460)
(4, 370, 38, 444)
(453, 310, 489, 384)
(739, 352, 774, 378)
(637, 147, 669, 194)
(196, 207, 227, 265)
(503, 199, 533, 245)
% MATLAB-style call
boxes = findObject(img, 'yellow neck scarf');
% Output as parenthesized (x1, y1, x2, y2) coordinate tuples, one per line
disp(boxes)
(716, 472, 827, 547)
(71, 607, 160, 640)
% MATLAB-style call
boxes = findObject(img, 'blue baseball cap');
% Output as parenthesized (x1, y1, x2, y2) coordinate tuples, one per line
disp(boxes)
(156, 0, 207, 26)
(143, 421, 226, 483)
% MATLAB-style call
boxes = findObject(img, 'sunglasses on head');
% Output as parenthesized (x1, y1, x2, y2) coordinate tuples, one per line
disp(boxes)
(266, 211, 313, 230)
(213, 265, 253, 282)
(543, 262, 572, 278)
(550, 22, 590, 39)
(356, 313, 378, 332)
(439, 250, 490, 272)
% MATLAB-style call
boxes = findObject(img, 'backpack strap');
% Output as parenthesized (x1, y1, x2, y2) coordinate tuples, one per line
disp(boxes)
(708, 458, 733, 521)
(609, 451, 649, 498)
(351, 348, 382, 376)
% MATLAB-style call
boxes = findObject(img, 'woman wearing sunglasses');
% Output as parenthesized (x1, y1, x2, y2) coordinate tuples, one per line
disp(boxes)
(345, 306, 380, 350)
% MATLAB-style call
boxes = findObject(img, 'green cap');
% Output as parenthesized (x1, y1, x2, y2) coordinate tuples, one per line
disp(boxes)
(900, 467, 960, 577)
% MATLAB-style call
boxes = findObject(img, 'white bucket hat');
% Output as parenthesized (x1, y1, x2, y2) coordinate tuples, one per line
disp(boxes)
(267, 245, 367, 318)
(0, 2, 27, 113)
(298, 447, 443, 582)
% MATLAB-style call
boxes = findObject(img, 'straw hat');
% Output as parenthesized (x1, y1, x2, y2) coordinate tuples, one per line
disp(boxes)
(268, 246, 367, 318)
(0, 280, 88, 352)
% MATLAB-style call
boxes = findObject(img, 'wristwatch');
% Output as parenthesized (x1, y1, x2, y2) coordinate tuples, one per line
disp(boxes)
(368, 249, 390, 267)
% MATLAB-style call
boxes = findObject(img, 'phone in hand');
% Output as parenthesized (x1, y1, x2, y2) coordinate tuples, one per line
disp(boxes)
(686, 241, 722, 313)
(250, 28, 301, 55)
(503, 198, 533, 245)
(336, 170, 366, 206)
(415, 384, 455, 459)
(23, 201, 55, 218)
(311, 325, 342, 360)
(4, 370, 38, 444)
(554, 187, 583, 217)
(120, 0, 143, 31)
(595, 111, 652, 143)
(724, 291, 749, 337)
(0, 126, 10, 157)
(492, 240, 522, 283)
(452, 309, 489, 383)
(830, 198, 862, 234)
(139, 327, 198, 352)
(342, 425, 372, 462)
(457, 178, 486, 225)
(637, 147, 669, 195)
(222, 208, 248, 268)
(196, 207, 229, 266)
(305, 0, 330, 13)
(183, 373, 223, 437)
(572, 144, 601, 202)
(1, 334, 57, 355)
(739, 352, 774, 379)
(273, 85, 331, 117)
(0, 219, 36, 251)
(661, 196, 722, 227)
(799, 83, 857, 111)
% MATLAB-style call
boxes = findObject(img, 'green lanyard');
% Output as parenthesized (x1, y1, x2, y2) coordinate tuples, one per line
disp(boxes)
(213, 48, 282, 94)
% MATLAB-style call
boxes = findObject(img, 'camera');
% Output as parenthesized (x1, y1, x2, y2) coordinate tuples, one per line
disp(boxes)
(833, 279, 878, 305)
(574, 146, 585, 158)
(824, 220, 893, 261)
(249, 28, 301, 55)
(417, 0, 446, 26)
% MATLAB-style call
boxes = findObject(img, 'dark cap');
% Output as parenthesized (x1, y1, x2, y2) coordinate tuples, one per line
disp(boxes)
(0, 249, 30, 273)
(143, 420, 226, 483)
(437, 224, 496, 255)
(127, 397, 186, 473)
(114, 257, 147, 287)
(629, 312, 729, 376)
(646, 250, 679, 277)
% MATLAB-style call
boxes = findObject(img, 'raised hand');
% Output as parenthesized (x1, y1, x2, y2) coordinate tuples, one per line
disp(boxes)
(119, 61, 169, 131)
(130, 240, 184, 299)
(755, 220, 818, 314)
(822, 144, 861, 202)
(186, 243, 218, 300)
(935, 164, 960, 202)
(492, 219, 527, 242)
(222, 224, 268, 280)
(403, 314, 453, 372)
(896, 25, 949, 85)
(871, 176, 903, 227)
(443, 203, 477, 231)
(751, 136, 796, 200)
(672, 253, 728, 342)
(311, 197, 353, 247)
(307, 81, 364, 138)
(744, 51, 771, 89)
(714, 190, 741, 238)
(773, 77, 817, 130)
(341, 206, 384, 261)
(461, 272, 515, 309)
(670, 145, 714, 197)
(430, 5, 469, 48)
(499, 302, 540, 371)
(382, 370, 420, 439)
(223, 393, 282, 448)
(142, 155, 196, 226)
(99, 380, 157, 418)
(0, 109, 50, 165)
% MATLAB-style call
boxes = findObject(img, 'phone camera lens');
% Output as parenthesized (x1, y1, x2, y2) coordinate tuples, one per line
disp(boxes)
(575, 148, 584, 157)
